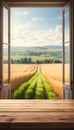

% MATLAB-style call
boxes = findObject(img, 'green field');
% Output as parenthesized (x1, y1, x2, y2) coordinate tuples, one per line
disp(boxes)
(11, 55, 55, 61)
(4, 45, 63, 64)
(12, 72, 57, 99)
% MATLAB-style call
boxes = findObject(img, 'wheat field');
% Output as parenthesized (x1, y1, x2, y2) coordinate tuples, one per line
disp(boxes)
(3, 64, 37, 91)
(3, 64, 69, 98)
(40, 64, 69, 98)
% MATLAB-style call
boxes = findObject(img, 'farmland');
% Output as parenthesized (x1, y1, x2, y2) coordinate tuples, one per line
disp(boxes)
(4, 45, 63, 64)
(3, 64, 37, 91)
(13, 71, 57, 99)
(3, 42, 69, 99)
(3, 64, 69, 99)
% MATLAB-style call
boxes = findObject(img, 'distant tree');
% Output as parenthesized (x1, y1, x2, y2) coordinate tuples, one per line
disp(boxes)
(24, 57, 28, 63)
(54, 59, 62, 63)
(44, 59, 49, 63)
(36, 60, 40, 64)
(21, 58, 24, 63)
(28, 58, 32, 63)
(17, 60, 21, 64)
(48, 59, 53, 63)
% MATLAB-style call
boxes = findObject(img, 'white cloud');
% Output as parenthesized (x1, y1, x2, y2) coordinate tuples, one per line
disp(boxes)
(11, 24, 63, 47)
(32, 17, 46, 22)
(14, 11, 29, 16)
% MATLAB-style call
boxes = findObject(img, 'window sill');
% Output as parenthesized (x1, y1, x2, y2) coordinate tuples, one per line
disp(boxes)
(0, 100, 74, 128)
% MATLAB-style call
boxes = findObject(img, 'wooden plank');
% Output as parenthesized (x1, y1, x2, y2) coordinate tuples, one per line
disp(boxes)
(0, 112, 74, 122)
(0, 100, 74, 106)
(0, 99, 74, 103)
(4, 0, 69, 4)
(0, 100, 74, 128)
(0, 108, 74, 112)
(0, 100, 74, 105)
(0, 101, 73, 105)
(7, 4, 65, 7)
(0, 112, 74, 128)
(0, 100, 73, 111)
(4, 0, 69, 7)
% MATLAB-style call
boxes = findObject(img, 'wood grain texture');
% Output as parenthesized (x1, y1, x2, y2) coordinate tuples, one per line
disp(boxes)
(0, 100, 74, 128)
(3, 0, 69, 7)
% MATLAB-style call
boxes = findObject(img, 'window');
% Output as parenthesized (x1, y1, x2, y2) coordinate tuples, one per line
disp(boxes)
(64, 6, 70, 85)
(0, 0, 73, 99)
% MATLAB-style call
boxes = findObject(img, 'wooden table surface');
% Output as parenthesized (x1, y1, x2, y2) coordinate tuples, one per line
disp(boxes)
(0, 100, 74, 128)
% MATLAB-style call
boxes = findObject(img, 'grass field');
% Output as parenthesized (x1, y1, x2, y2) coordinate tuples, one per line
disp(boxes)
(4, 45, 62, 63)
(3, 64, 69, 99)
(10, 55, 52, 62)
(3, 55, 59, 62)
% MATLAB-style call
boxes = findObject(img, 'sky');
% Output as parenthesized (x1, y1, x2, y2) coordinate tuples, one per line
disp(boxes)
(3, 7, 69, 47)
(10, 8, 63, 47)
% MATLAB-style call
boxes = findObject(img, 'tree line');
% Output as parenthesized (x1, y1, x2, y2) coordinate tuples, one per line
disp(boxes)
(4, 57, 62, 64)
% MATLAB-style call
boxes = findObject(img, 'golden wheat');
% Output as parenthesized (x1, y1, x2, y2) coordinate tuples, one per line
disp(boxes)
(40, 64, 69, 98)
(3, 64, 69, 98)
(3, 64, 37, 91)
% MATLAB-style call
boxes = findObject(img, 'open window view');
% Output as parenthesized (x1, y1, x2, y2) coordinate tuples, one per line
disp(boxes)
(3, 7, 70, 99)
